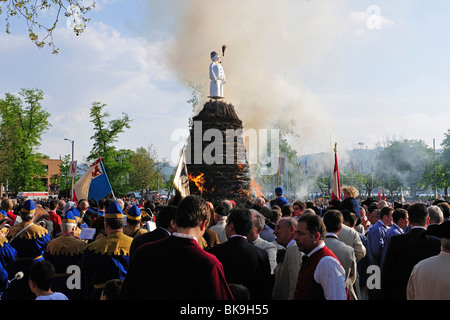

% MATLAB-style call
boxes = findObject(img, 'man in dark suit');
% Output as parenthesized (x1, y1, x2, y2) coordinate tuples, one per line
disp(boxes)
(129, 205, 177, 258)
(120, 195, 234, 300)
(208, 206, 272, 300)
(380, 203, 441, 300)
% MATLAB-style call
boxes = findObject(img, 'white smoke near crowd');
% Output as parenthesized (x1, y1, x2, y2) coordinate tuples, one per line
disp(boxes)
(157, 0, 355, 156)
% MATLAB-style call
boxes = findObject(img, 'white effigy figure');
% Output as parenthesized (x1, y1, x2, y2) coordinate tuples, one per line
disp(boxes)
(209, 51, 226, 99)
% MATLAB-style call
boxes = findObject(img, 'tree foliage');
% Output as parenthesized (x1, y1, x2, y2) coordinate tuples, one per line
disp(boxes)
(129, 145, 168, 195)
(88, 101, 131, 163)
(375, 139, 433, 197)
(0, 0, 95, 54)
(0, 88, 51, 193)
(88, 101, 133, 195)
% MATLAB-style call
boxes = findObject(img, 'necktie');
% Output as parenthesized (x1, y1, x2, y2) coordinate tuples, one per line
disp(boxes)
(300, 254, 309, 271)
(276, 248, 286, 264)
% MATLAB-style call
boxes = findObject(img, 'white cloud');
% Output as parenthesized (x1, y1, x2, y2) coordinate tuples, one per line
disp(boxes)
(0, 22, 192, 164)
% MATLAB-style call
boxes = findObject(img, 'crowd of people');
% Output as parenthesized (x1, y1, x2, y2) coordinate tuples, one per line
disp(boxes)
(0, 184, 449, 301)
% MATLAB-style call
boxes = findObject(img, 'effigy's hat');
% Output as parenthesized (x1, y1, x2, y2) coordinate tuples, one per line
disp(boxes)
(104, 202, 124, 220)
(210, 51, 219, 61)
(61, 208, 77, 224)
(21, 200, 36, 215)
(126, 205, 141, 221)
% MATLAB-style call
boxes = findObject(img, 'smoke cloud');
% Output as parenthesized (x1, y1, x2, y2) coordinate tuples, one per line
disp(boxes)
(160, 0, 351, 155)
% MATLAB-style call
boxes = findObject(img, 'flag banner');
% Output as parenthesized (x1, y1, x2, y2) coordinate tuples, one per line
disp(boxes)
(69, 161, 77, 177)
(173, 146, 190, 198)
(331, 143, 341, 201)
(73, 157, 113, 202)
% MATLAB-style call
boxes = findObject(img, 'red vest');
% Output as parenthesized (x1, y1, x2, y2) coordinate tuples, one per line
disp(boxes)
(293, 245, 340, 300)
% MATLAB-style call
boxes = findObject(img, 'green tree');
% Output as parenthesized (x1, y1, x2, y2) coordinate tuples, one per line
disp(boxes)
(88, 101, 131, 163)
(129, 145, 168, 196)
(359, 172, 378, 197)
(88, 101, 132, 195)
(437, 129, 450, 199)
(375, 139, 433, 197)
(422, 155, 450, 199)
(102, 148, 134, 196)
(1, 0, 95, 54)
(0, 88, 51, 193)
(316, 175, 331, 194)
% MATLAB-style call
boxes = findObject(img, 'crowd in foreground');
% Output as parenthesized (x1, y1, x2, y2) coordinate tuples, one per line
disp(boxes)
(0, 185, 449, 301)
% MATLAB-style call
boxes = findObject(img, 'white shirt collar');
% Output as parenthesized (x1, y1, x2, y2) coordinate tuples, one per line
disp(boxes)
(230, 234, 247, 240)
(172, 232, 198, 243)
(286, 239, 296, 249)
(307, 241, 325, 257)
(325, 232, 339, 239)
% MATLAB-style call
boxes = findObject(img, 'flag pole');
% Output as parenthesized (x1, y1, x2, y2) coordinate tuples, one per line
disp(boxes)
(98, 154, 116, 200)
(276, 157, 281, 186)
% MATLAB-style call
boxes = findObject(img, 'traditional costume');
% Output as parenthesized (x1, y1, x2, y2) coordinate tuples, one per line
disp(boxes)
(123, 205, 147, 238)
(6, 200, 51, 300)
(0, 234, 17, 299)
(44, 208, 87, 300)
(79, 202, 132, 300)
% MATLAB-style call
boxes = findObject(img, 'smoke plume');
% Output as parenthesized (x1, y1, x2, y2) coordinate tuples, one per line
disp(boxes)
(161, 0, 348, 155)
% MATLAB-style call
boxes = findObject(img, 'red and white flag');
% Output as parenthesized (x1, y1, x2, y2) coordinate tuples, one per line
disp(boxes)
(73, 157, 113, 203)
(331, 143, 341, 201)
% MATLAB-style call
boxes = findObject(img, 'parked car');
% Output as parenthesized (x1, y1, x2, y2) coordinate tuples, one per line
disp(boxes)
(16, 191, 49, 200)
(126, 192, 142, 200)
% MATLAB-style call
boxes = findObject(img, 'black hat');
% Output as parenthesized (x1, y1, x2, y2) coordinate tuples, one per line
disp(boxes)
(428, 220, 450, 239)
(259, 207, 275, 221)
(362, 197, 376, 206)
(215, 204, 229, 217)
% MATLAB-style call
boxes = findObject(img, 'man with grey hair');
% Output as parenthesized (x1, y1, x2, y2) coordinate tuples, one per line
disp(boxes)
(247, 209, 277, 274)
(428, 205, 444, 225)
(272, 217, 303, 300)
(253, 197, 266, 208)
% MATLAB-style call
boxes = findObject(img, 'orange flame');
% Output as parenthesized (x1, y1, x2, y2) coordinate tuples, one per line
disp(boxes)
(189, 173, 206, 193)
(248, 180, 264, 198)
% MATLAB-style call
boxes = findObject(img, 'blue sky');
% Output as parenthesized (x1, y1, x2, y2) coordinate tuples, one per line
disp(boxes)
(1, 0, 449, 168)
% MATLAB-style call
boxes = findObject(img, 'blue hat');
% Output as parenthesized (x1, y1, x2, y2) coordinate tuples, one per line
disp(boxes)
(61, 208, 77, 224)
(73, 208, 82, 222)
(105, 202, 124, 219)
(275, 187, 284, 195)
(21, 200, 36, 215)
(126, 205, 141, 221)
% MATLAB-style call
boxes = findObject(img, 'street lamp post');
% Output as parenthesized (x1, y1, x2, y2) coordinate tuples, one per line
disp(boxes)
(64, 138, 75, 200)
